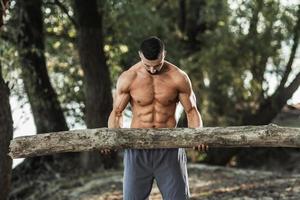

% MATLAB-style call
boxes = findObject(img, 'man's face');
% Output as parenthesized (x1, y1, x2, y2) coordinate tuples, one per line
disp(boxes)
(139, 50, 166, 75)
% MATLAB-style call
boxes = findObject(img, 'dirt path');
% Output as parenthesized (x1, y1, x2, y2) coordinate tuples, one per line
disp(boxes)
(10, 164, 300, 200)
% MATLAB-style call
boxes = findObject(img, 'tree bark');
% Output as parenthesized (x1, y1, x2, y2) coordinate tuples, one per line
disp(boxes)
(0, 63, 13, 200)
(73, 0, 117, 169)
(9, 124, 300, 158)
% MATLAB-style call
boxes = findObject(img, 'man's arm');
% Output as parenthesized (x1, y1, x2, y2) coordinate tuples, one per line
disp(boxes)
(101, 72, 132, 155)
(177, 71, 208, 152)
(108, 71, 132, 128)
(178, 72, 203, 128)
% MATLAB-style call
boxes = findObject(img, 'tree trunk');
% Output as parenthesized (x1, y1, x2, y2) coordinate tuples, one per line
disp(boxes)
(16, 0, 68, 134)
(178, 0, 186, 32)
(178, 0, 207, 51)
(9, 124, 300, 158)
(0, 63, 13, 200)
(73, 0, 117, 169)
(14, 0, 79, 175)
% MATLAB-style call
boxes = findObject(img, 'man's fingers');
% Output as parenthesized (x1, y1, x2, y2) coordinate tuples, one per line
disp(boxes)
(202, 145, 208, 152)
(197, 145, 200, 151)
(193, 144, 209, 152)
(100, 149, 112, 155)
(198, 144, 203, 151)
(100, 149, 118, 154)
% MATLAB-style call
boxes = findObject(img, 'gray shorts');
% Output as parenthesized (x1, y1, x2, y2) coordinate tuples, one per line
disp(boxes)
(123, 148, 190, 200)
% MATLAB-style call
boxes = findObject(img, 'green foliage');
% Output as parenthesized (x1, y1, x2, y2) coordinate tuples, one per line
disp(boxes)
(42, 1, 84, 128)
(179, 0, 299, 126)
(102, 0, 179, 73)
(0, 39, 24, 100)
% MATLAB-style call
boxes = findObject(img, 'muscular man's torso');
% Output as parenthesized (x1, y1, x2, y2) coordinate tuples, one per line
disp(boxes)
(127, 61, 182, 128)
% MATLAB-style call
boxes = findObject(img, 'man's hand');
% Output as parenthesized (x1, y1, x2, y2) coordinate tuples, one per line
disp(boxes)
(193, 144, 209, 152)
(99, 149, 115, 155)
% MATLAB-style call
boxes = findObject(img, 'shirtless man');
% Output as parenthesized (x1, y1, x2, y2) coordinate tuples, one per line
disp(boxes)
(105, 36, 208, 199)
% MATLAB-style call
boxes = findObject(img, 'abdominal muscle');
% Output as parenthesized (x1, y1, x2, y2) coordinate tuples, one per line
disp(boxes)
(130, 105, 177, 128)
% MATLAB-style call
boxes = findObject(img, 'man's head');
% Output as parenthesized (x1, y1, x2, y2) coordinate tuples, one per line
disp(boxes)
(139, 36, 166, 74)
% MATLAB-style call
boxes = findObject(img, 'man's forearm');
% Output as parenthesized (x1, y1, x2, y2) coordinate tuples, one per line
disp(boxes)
(108, 111, 123, 128)
(186, 108, 203, 128)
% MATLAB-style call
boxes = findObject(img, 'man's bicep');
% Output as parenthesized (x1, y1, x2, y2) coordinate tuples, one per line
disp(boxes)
(179, 91, 196, 113)
(178, 73, 197, 113)
(112, 71, 132, 113)
(113, 90, 130, 114)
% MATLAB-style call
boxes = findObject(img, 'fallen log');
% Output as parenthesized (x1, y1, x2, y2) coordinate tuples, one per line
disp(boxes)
(9, 124, 300, 158)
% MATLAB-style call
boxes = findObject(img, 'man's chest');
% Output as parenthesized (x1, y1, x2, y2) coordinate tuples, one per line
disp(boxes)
(129, 74, 178, 106)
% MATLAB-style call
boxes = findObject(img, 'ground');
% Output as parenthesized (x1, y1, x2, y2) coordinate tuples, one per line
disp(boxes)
(10, 163, 300, 200)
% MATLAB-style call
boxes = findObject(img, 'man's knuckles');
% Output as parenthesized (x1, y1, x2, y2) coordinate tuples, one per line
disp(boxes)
(100, 149, 111, 154)
(193, 144, 209, 152)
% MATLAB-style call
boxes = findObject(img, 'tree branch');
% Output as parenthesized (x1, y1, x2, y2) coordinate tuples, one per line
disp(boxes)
(9, 124, 300, 158)
(0, 0, 9, 28)
(247, 0, 263, 37)
(277, 6, 300, 91)
(282, 72, 300, 102)
(247, 0, 264, 86)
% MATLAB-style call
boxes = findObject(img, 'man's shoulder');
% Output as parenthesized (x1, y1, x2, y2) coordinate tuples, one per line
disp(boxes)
(165, 62, 191, 93)
(119, 65, 139, 81)
(165, 61, 189, 80)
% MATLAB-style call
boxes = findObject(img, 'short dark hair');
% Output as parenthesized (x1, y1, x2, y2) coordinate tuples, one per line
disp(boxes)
(140, 36, 164, 60)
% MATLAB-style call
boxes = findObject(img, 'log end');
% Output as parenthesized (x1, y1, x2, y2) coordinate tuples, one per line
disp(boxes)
(7, 151, 15, 159)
